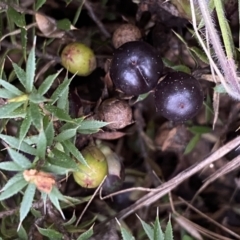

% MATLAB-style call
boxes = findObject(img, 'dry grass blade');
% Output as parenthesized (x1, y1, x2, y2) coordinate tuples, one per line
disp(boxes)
(174, 214, 203, 240)
(212, 91, 220, 129)
(175, 214, 234, 240)
(75, 176, 107, 226)
(179, 198, 240, 239)
(188, 155, 240, 209)
(114, 136, 240, 220)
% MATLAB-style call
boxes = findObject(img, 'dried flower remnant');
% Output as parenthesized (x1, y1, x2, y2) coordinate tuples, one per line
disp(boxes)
(23, 169, 56, 194)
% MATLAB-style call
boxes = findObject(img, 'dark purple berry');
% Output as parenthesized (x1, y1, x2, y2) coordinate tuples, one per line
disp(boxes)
(154, 72, 203, 122)
(110, 41, 163, 96)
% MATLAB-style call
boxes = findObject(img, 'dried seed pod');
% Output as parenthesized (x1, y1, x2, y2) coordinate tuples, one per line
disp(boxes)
(97, 98, 132, 129)
(112, 23, 142, 49)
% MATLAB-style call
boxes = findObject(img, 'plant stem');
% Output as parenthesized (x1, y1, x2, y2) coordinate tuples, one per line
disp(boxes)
(214, 0, 234, 59)
(196, 0, 240, 99)
(189, 0, 232, 95)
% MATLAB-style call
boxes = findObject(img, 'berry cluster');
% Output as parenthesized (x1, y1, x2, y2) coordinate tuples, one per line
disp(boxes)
(109, 41, 204, 122)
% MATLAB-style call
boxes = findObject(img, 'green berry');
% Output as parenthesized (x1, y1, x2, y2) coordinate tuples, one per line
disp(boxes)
(61, 42, 96, 76)
(73, 146, 108, 188)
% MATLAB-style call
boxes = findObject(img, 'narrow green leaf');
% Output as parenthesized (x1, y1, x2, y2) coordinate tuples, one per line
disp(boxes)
(1, 172, 24, 192)
(0, 162, 23, 171)
(42, 162, 69, 175)
(154, 217, 164, 240)
(78, 120, 108, 130)
(0, 102, 23, 118)
(0, 179, 27, 201)
(0, 134, 36, 155)
(214, 0, 235, 59)
(35, 0, 46, 10)
(60, 117, 85, 131)
(0, 108, 26, 119)
(54, 128, 76, 142)
(57, 19, 71, 30)
(25, 46, 35, 93)
(6, 7, 16, 43)
(188, 126, 211, 134)
(44, 104, 72, 122)
(19, 183, 36, 227)
(134, 92, 150, 103)
(164, 218, 174, 240)
(120, 227, 135, 240)
(63, 211, 76, 226)
(184, 134, 201, 155)
(0, 89, 17, 99)
(7, 148, 32, 168)
(162, 58, 191, 73)
(36, 226, 63, 240)
(23, 135, 39, 145)
(64, 0, 72, 5)
(31, 208, 42, 218)
(61, 195, 90, 209)
(48, 148, 79, 169)
(0, 79, 23, 95)
(48, 187, 65, 219)
(62, 140, 87, 165)
(138, 216, 154, 240)
(50, 186, 67, 201)
(50, 77, 72, 104)
(190, 47, 209, 64)
(7, 7, 25, 27)
(77, 225, 94, 240)
(29, 102, 42, 130)
(38, 71, 61, 96)
(78, 128, 102, 134)
(74, 117, 85, 125)
(28, 92, 47, 103)
(12, 63, 26, 89)
(19, 110, 32, 142)
(44, 118, 54, 146)
(37, 129, 47, 160)
(182, 235, 194, 240)
(214, 83, 227, 93)
(73, 0, 84, 25)
(0, 118, 8, 134)
(20, 27, 27, 61)
(57, 86, 69, 111)
(17, 225, 28, 240)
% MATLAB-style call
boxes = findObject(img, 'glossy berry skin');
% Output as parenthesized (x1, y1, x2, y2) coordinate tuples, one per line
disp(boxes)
(154, 72, 203, 122)
(110, 41, 163, 96)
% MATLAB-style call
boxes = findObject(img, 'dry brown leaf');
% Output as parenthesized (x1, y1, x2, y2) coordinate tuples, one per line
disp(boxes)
(174, 215, 203, 240)
(160, 125, 191, 152)
(93, 131, 126, 140)
(35, 13, 57, 36)
(35, 13, 65, 38)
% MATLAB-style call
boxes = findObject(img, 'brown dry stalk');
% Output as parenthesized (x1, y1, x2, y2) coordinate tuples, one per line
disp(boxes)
(188, 155, 240, 209)
(114, 136, 240, 220)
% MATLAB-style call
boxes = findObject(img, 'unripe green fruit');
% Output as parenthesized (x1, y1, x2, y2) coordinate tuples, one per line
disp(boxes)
(61, 42, 96, 76)
(73, 146, 108, 188)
